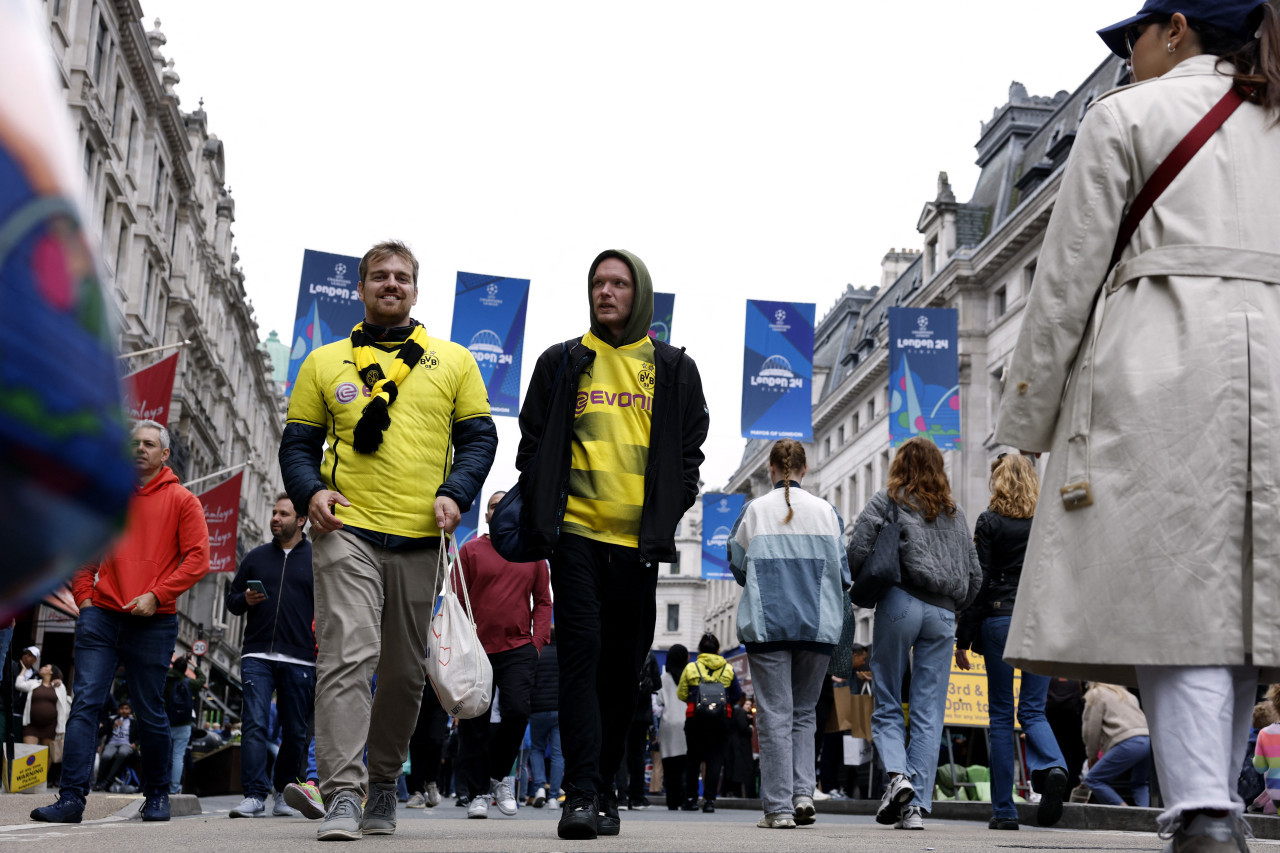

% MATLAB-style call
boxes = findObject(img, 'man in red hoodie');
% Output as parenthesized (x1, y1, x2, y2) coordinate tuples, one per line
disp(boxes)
(31, 419, 209, 825)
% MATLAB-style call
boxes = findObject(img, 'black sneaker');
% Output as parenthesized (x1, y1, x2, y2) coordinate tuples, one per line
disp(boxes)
(701, 799, 715, 813)
(1035, 766, 1068, 827)
(557, 788, 598, 840)
(628, 797, 652, 810)
(679, 798, 699, 811)
(30, 793, 85, 824)
(597, 790, 620, 836)
(140, 788, 170, 822)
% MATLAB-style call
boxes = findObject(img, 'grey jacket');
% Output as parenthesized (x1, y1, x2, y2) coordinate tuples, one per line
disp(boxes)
(847, 489, 982, 613)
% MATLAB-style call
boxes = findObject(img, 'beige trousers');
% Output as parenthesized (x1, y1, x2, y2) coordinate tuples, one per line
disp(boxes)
(311, 528, 440, 798)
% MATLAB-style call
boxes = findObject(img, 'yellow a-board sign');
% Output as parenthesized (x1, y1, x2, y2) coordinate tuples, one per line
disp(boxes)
(944, 652, 1021, 728)
(4, 743, 49, 793)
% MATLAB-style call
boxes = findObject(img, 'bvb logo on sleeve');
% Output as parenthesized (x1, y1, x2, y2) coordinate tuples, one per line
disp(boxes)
(637, 363, 656, 392)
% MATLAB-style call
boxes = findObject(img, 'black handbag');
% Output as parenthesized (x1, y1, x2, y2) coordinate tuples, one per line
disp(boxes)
(850, 499, 901, 608)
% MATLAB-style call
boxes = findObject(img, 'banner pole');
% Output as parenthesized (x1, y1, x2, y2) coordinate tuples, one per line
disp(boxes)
(184, 461, 249, 491)
(118, 339, 191, 361)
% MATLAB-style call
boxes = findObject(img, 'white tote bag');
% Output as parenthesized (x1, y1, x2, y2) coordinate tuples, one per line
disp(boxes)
(425, 541, 493, 719)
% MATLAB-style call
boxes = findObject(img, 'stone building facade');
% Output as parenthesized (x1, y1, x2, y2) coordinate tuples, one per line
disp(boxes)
(30, 0, 286, 702)
(711, 57, 1129, 649)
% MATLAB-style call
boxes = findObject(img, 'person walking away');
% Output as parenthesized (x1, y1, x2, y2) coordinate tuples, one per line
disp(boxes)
(847, 436, 982, 831)
(512, 249, 708, 840)
(955, 454, 1069, 830)
(728, 439, 849, 829)
(528, 627, 562, 809)
(654, 644, 689, 810)
(225, 493, 316, 818)
(619, 651, 661, 809)
(31, 419, 209, 824)
(995, 3, 1280, 849)
(677, 633, 741, 813)
(1081, 683, 1152, 807)
(164, 653, 204, 794)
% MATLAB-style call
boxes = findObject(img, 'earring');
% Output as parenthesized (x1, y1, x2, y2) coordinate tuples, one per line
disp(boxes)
(1167, 42, 1175, 52)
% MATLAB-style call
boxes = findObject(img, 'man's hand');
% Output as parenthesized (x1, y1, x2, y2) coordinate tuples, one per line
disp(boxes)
(955, 649, 972, 671)
(434, 495, 461, 535)
(309, 490, 350, 534)
(245, 590, 267, 606)
(125, 591, 159, 617)
(855, 670, 873, 682)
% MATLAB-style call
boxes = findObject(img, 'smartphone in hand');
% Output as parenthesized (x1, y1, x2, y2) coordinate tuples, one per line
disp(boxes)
(246, 580, 268, 599)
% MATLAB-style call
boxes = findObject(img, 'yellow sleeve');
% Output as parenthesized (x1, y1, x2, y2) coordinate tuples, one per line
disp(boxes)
(287, 353, 328, 428)
(454, 350, 491, 422)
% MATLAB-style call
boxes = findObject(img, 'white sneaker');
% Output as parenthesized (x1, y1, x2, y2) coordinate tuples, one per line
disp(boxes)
(271, 791, 297, 817)
(757, 812, 797, 828)
(425, 782, 441, 807)
(492, 777, 518, 816)
(895, 805, 924, 830)
(230, 796, 266, 818)
(467, 795, 490, 819)
(547, 793, 561, 810)
(811, 788, 831, 801)
(533, 786, 547, 808)
(792, 795, 816, 826)
(406, 792, 426, 809)
(875, 775, 915, 825)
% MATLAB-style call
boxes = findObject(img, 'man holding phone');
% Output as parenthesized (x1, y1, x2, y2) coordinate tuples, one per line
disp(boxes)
(226, 493, 316, 818)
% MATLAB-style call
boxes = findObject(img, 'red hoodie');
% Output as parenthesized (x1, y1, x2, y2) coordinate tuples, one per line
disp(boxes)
(72, 466, 210, 614)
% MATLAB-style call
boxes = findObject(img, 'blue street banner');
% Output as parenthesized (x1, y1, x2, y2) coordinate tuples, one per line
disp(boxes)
(741, 300, 815, 441)
(286, 249, 364, 395)
(702, 493, 746, 580)
(450, 272, 530, 417)
(888, 307, 960, 449)
(449, 500, 482, 558)
(650, 291, 675, 343)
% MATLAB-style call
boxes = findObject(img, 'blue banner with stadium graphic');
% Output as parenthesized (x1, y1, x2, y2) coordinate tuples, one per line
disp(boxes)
(650, 291, 675, 343)
(740, 300, 815, 441)
(450, 272, 531, 418)
(286, 249, 365, 396)
(888, 307, 960, 449)
(702, 493, 746, 580)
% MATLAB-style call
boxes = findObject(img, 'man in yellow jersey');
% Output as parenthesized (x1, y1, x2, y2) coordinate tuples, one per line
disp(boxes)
(514, 249, 708, 840)
(279, 240, 496, 841)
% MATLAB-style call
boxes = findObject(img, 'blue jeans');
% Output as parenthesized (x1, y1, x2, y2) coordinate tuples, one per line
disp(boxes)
(169, 723, 191, 793)
(870, 585, 955, 813)
(1086, 735, 1151, 806)
(529, 710, 563, 794)
(749, 648, 829, 817)
(61, 606, 178, 799)
(239, 656, 314, 799)
(982, 614, 1065, 819)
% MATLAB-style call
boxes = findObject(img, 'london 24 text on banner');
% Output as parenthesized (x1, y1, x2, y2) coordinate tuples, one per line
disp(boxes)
(741, 300, 815, 441)
(450, 272, 530, 418)
(888, 307, 960, 449)
(286, 249, 365, 396)
(701, 493, 745, 580)
(650, 291, 675, 343)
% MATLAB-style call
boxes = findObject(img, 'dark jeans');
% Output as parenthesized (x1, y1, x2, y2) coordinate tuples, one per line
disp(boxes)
(407, 687, 448, 793)
(624, 718, 650, 801)
(239, 656, 314, 799)
(61, 607, 178, 799)
(551, 533, 658, 797)
(458, 643, 537, 792)
(684, 716, 726, 802)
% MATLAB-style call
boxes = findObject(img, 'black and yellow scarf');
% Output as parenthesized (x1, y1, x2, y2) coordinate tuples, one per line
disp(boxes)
(350, 321, 428, 454)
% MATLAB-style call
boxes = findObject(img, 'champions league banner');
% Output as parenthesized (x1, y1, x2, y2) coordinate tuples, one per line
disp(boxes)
(650, 291, 675, 343)
(740, 300, 815, 441)
(450, 272, 530, 418)
(701, 493, 745, 580)
(888, 307, 961, 449)
(287, 249, 365, 396)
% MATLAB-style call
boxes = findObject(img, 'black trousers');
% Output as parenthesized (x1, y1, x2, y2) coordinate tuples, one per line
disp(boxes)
(458, 643, 538, 795)
(552, 533, 658, 797)
(406, 687, 449, 794)
(684, 716, 726, 802)
(662, 754, 687, 808)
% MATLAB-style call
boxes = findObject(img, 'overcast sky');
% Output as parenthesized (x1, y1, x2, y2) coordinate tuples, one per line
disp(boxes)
(141, 0, 1127, 503)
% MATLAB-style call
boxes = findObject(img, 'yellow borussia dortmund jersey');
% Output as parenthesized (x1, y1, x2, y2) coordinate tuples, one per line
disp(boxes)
(287, 334, 490, 538)
(562, 330, 655, 547)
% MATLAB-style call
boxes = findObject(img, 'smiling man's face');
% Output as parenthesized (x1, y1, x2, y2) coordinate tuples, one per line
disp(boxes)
(358, 253, 418, 327)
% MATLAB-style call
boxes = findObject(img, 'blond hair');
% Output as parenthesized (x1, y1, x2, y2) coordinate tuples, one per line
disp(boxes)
(769, 439, 806, 524)
(989, 454, 1039, 519)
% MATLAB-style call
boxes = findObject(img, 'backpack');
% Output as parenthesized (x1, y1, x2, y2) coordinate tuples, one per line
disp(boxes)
(694, 663, 728, 722)
(167, 677, 194, 726)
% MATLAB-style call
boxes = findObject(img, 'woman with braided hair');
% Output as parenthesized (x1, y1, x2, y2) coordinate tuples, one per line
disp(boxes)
(727, 439, 849, 829)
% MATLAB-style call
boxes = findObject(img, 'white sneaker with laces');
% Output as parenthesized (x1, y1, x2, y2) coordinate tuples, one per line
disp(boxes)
(406, 792, 426, 809)
(425, 782, 441, 807)
(875, 775, 915, 825)
(492, 776, 518, 816)
(895, 805, 924, 830)
(230, 796, 265, 818)
(271, 791, 297, 817)
(467, 794, 490, 819)
(533, 786, 547, 808)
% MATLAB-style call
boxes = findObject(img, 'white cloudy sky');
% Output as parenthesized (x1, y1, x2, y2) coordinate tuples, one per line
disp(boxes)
(141, 0, 1126, 502)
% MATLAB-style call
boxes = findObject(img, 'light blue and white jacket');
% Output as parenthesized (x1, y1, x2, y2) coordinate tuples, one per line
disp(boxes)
(729, 482, 851, 652)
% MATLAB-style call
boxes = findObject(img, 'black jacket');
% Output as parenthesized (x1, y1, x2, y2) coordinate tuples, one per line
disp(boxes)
(226, 537, 316, 662)
(955, 510, 1033, 654)
(516, 336, 708, 563)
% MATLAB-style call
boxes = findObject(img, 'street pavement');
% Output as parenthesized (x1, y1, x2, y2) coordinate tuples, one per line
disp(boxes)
(1, 793, 1279, 852)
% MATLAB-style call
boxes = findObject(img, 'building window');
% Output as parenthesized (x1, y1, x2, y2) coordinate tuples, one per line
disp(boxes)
(667, 604, 679, 632)
(141, 257, 152, 310)
(864, 463, 874, 502)
(824, 436, 832, 459)
(1024, 259, 1038, 294)
(881, 450, 891, 486)
(153, 159, 166, 210)
(91, 11, 108, 85)
(126, 112, 139, 168)
(867, 397, 876, 422)
(669, 551, 680, 575)
(852, 412, 860, 433)
(926, 237, 938, 276)
(837, 425, 845, 445)
(834, 485, 843, 518)
(995, 286, 1007, 317)
(111, 79, 125, 131)
(82, 140, 94, 176)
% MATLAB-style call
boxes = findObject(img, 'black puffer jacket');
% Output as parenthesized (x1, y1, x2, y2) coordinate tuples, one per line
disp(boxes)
(955, 509, 1033, 654)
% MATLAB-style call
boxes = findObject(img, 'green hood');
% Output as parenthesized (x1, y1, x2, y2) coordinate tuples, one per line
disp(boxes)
(587, 249, 653, 347)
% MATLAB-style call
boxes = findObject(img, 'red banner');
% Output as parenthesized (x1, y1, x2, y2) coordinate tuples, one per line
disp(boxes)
(125, 352, 179, 426)
(198, 472, 242, 573)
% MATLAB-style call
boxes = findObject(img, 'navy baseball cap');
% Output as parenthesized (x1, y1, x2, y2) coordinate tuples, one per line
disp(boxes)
(1098, 0, 1267, 58)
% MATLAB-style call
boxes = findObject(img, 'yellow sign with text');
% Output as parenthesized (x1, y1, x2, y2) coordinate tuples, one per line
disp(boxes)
(944, 652, 1021, 728)
(4, 744, 49, 793)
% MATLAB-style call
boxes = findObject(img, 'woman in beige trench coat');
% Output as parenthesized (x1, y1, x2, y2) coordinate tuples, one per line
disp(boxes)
(995, 2, 1280, 850)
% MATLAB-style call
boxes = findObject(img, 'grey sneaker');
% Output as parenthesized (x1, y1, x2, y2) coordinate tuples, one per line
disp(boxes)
(317, 791, 363, 841)
(792, 794, 816, 826)
(1161, 812, 1251, 852)
(406, 792, 427, 809)
(492, 776, 518, 816)
(230, 796, 265, 818)
(758, 812, 797, 828)
(271, 791, 298, 817)
(425, 782, 441, 807)
(895, 805, 925, 830)
(362, 782, 398, 836)
(875, 774, 915, 825)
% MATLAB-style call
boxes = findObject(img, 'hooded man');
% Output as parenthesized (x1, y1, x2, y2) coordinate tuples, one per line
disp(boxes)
(513, 249, 709, 840)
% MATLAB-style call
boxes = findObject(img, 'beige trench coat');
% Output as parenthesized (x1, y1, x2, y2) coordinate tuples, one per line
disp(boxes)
(996, 55, 1280, 684)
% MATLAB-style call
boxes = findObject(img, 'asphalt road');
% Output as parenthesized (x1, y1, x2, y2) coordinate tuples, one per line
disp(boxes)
(1, 794, 1278, 852)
